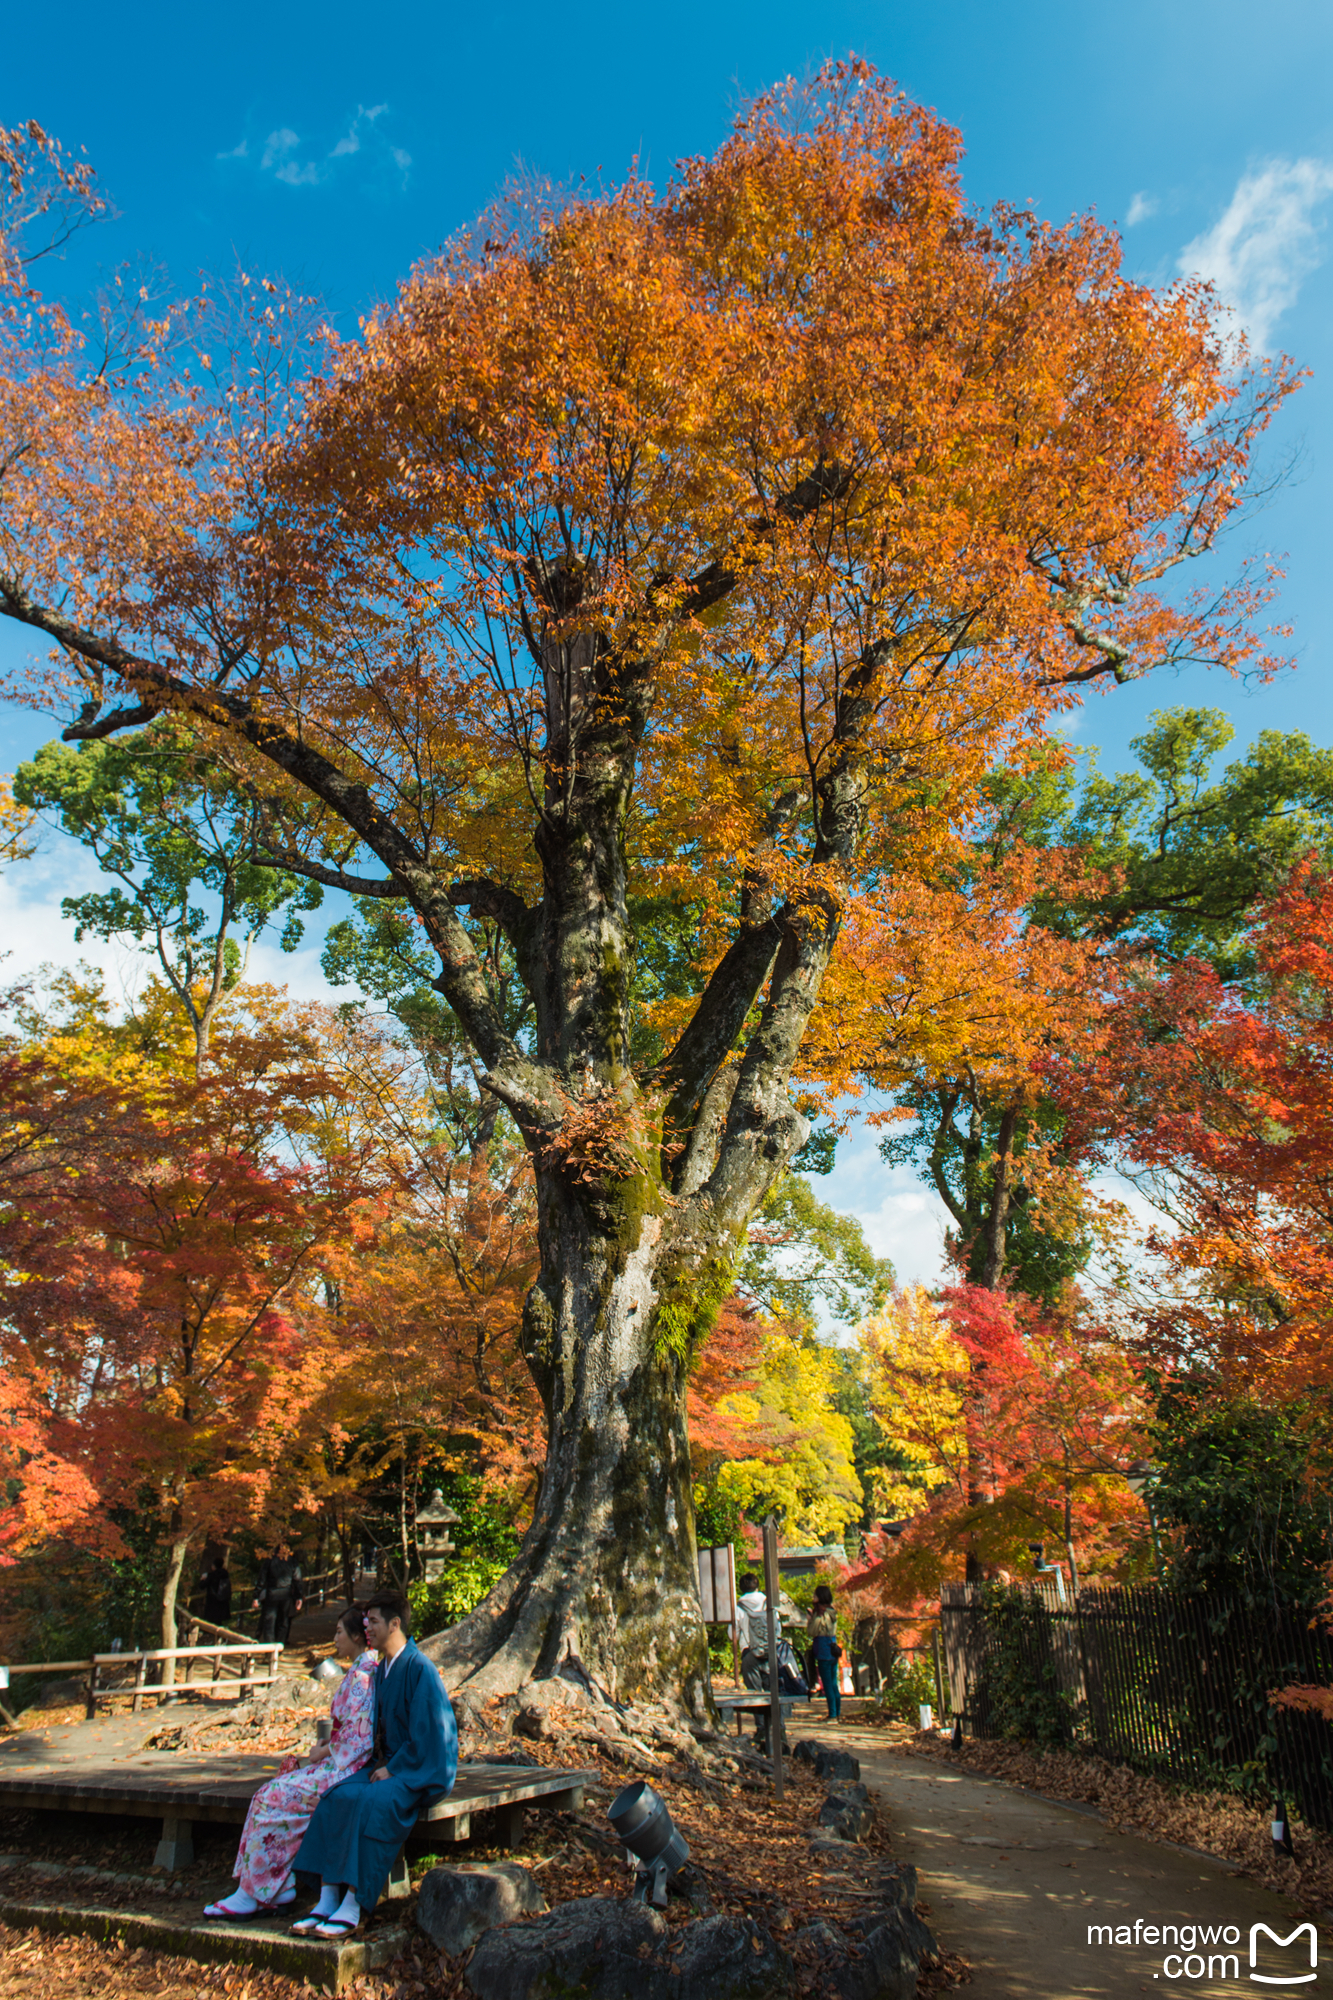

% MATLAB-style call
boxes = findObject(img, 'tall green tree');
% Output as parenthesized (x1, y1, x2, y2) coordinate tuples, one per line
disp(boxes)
(883, 709, 1333, 1298)
(16, 722, 322, 1070)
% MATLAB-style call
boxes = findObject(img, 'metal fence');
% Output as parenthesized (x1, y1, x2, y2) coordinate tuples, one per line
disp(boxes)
(940, 1582, 1333, 1831)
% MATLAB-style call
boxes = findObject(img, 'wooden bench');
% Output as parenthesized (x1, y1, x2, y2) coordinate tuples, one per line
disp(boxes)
(715, 1693, 801, 1750)
(0, 1756, 596, 1892)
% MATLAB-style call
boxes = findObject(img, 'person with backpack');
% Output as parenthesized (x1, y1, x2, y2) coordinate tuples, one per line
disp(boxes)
(807, 1582, 842, 1721)
(735, 1573, 769, 1690)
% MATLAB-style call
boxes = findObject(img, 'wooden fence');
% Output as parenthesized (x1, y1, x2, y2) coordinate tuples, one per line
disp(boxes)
(1, 1640, 282, 1721)
(940, 1582, 1333, 1831)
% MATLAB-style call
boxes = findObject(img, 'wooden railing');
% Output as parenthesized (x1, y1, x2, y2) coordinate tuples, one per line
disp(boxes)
(91, 1641, 283, 1712)
(0, 1641, 283, 1721)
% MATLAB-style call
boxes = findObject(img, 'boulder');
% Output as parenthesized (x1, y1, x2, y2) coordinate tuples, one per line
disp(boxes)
(818, 1781, 874, 1841)
(416, 1861, 547, 1956)
(821, 1908, 937, 2000)
(462, 1893, 793, 2000)
(791, 1739, 824, 1765)
(825, 1919, 918, 2000)
(813, 1748, 861, 1782)
(878, 1862, 918, 1911)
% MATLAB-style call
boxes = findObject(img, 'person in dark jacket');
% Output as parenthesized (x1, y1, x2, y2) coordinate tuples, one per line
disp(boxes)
(200, 1556, 233, 1628)
(253, 1547, 304, 1645)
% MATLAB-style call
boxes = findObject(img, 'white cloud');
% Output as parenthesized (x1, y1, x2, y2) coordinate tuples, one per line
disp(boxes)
(222, 107, 409, 192)
(1126, 191, 1158, 227)
(330, 104, 389, 158)
(260, 128, 300, 170)
(0, 829, 348, 1010)
(823, 1134, 951, 1293)
(1179, 157, 1333, 351)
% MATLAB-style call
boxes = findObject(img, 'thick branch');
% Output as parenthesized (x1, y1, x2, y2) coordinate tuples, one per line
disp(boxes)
(257, 848, 402, 897)
(0, 574, 518, 1071)
(655, 913, 784, 1170)
(674, 460, 853, 620)
(684, 899, 838, 1246)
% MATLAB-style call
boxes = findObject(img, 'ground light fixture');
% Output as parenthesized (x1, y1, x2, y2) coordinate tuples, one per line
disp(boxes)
(1272, 1799, 1296, 1859)
(608, 1780, 691, 1906)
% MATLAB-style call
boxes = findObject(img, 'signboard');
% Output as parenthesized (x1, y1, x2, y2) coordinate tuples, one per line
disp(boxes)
(697, 1544, 737, 1633)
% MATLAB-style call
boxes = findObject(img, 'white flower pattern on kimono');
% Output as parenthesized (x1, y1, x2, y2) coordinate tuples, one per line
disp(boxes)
(232, 1649, 376, 1903)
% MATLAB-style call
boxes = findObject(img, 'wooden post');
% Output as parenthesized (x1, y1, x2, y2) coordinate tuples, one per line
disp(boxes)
(762, 1513, 784, 1801)
(132, 1654, 149, 1714)
(932, 1628, 945, 1717)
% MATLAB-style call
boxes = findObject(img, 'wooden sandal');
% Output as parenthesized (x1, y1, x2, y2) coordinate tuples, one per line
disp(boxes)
(312, 1917, 362, 1939)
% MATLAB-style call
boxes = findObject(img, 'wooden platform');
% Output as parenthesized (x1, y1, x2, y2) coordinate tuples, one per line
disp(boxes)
(0, 1756, 595, 1885)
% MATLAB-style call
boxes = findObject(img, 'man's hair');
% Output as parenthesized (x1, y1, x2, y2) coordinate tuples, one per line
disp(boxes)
(366, 1589, 412, 1635)
(814, 1583, 834, 1607)
(738, 1573, 759, 1594)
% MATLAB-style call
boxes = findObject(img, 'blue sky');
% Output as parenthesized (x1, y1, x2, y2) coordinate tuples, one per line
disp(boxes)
(2, 0, 1332, 1283)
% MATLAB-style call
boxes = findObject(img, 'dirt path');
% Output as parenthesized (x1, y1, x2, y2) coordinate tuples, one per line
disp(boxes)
(834, 1726, 1324, 1997)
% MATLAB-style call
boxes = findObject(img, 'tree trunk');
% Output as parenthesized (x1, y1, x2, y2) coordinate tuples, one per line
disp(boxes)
(421, 1165, 709, 1708)
(159, 1527, 191, 1691)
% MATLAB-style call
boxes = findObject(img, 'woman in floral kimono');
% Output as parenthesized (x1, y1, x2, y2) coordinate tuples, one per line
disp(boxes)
(204, 1607, 375, 1919)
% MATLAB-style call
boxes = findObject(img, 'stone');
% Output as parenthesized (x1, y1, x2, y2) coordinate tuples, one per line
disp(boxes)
(885, 1906, 937, 1962)
(878, 1862, 918, 1910)
(791, 1738, 823, 1765)
(813, 1748, 861, 1782)
(462, 1893, 794, 2000)
(818, 1781, 874, 1842)
(816, 1908, 937, 2000)
(793, 1919, 847, 1957)
(416, 1861, 547, 1956)
(825, 1919, 919, 2000)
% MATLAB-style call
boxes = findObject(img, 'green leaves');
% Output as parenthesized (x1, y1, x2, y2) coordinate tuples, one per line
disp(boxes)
(15, 721, 323, 1062)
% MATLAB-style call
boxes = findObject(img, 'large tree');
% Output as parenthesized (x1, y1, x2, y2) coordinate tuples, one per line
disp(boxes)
(0, 70, 1294, 1701)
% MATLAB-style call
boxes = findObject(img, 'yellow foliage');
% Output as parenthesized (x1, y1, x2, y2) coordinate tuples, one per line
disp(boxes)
(0, 773, 37, 867)
(710, 1325, 861, 1543)
(858, 1287, 969, 1515)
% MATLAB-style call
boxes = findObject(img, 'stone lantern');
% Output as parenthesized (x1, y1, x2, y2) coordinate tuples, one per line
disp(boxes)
(416, 1488, 460, 1580)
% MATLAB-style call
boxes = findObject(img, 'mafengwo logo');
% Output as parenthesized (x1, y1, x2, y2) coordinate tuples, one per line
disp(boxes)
(1087, 1918, 1318, 1983)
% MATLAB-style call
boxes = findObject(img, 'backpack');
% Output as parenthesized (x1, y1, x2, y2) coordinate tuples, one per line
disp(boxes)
(775, 1637, 809, 1698)
(752, 1632, 804, 1696)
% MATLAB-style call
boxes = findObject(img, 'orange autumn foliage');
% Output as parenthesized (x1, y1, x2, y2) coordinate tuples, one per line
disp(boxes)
(0, 66, 1303, 1693)
(1075, 865, 1333, 1400)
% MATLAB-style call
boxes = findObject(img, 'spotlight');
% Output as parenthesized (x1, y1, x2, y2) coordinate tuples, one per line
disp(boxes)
(608, 1780, 691, 1907)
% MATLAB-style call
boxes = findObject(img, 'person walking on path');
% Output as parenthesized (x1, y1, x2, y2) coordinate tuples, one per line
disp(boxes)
(291, 1589, 457, 1940)
(199, 1556, 232, 1628)
(203, 1607, 376, 1921)
(253, 1545, 303, 1645)
(807, 1582, 842, 1721)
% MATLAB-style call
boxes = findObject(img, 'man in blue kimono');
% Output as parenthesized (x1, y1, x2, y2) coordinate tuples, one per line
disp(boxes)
(291, 1590, 457, 1937)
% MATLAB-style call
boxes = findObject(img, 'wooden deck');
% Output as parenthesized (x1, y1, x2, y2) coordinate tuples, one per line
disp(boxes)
(0, 1756, 595, 1888)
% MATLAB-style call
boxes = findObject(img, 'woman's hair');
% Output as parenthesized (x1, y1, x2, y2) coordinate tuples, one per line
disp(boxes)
(337, 1604, 367, 1642)
(813, 1583, 835, 1607)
